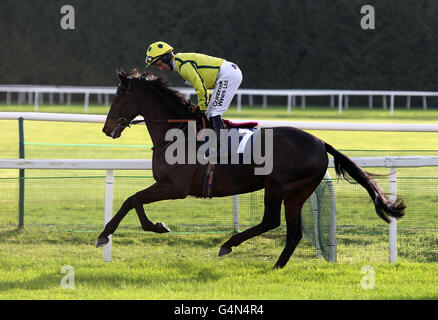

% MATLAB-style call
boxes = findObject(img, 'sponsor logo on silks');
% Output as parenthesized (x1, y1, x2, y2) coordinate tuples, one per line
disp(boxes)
(212, 80, 228, 107)
(164, 124, 273, 175)
(231, 64, 237, 70)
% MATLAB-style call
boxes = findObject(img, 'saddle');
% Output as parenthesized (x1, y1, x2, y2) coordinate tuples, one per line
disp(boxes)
(222, 118, 258, 129)
(192, 115, 258, 138)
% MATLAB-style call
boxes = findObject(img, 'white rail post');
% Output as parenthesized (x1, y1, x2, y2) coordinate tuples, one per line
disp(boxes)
(390, 95, 395, 115)
(310, 193, 322, 258)
(34, 92, 39, 111)
(388, 167, 397, 263)
(84, 92, 90, 113)
(301, 95, 306, 109)
(104, 169, 114, 262)
(325, 171, 337, 262)
(237, 94, 242, 113)
(28, 92, 33, 105)
(338, 94, 343, 114)
(233, 195, 239, 232)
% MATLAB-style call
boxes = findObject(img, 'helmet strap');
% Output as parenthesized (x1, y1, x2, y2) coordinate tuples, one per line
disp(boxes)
(159, 52, 174, 71)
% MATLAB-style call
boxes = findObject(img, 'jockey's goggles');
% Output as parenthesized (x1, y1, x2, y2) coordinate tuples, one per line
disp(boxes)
(145, 55, 159, 65)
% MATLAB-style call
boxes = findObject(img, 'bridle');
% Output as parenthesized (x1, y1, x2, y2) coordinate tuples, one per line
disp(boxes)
(107, 79, 145, 137)
(107, 77, 206, 139)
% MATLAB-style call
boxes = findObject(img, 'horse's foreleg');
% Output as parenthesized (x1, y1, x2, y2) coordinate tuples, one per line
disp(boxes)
(218, 177, 283, 256)
(96, 196, 135, 247)
(96, 181, 186, 247)
(130, 182, 181, 234)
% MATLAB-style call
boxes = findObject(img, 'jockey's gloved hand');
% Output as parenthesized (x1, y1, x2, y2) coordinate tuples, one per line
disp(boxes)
(191, 105, 203, 120)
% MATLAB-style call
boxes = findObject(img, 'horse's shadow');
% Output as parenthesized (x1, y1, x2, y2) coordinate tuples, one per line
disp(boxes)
(0, 259, 247, 293)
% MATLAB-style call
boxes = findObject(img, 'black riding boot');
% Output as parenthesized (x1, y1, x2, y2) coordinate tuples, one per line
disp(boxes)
(211, 115, 225, 158)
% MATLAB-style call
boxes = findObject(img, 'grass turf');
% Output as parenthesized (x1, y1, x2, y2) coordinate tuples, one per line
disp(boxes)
(0, 103, 437, 299)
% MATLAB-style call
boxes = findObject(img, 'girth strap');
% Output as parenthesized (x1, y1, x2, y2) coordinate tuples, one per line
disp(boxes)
(201, 163, 215, 199)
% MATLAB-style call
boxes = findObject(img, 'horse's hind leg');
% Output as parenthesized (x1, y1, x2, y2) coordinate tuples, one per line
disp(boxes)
(273, 181, 321, 269)
(218, 177, 283, 256)
(272, 193, 303, 269)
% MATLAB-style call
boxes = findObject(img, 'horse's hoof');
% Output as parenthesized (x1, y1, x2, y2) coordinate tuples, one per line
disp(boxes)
(156, 222, 171, 233)
(96, 237, 109, 248)
(218, 246, 232, 257)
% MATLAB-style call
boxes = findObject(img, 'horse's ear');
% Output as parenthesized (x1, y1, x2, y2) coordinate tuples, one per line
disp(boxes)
(117, 68, 126, 81)
(117, 68, 130, 88)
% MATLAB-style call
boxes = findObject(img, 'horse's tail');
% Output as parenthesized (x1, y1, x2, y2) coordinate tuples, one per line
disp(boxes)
(325, 142, 405, 223)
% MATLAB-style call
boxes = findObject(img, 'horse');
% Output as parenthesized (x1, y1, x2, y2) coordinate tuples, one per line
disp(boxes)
(97, 68, 405, 268)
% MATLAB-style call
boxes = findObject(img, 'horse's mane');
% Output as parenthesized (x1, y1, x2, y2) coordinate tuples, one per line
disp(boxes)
(119, 68, 196, 114)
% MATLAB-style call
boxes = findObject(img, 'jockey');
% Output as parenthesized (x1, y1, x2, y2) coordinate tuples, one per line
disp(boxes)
(145, 41, 243, 155)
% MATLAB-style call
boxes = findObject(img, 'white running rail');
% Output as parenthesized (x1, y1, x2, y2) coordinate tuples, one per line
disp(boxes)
(2, 112, 438, 132)
(2, 84, 438, 114)
(1, 156, 438, 263)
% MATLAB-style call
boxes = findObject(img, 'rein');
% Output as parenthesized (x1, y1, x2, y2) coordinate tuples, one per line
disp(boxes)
(114, 79, 201, 125)
(109, 78, 206, 142)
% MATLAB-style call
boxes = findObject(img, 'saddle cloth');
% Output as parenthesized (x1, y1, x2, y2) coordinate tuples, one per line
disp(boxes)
(199, 127, 260, 164)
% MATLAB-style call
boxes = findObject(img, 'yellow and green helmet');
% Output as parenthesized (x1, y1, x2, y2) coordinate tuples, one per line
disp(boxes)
(145, 41, 173, 66)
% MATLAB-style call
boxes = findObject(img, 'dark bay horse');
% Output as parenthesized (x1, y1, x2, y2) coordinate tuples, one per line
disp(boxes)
(97, 69, 405, 268)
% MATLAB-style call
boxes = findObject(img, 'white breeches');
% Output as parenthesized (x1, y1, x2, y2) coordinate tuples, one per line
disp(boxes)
(205, 60, 243, 119)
